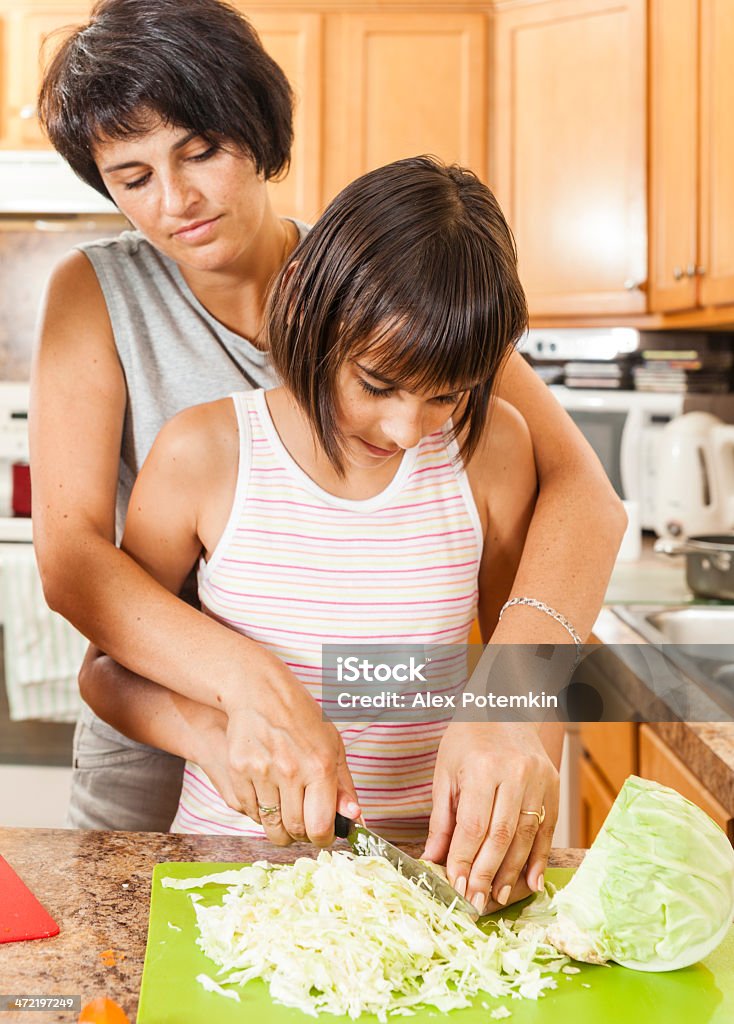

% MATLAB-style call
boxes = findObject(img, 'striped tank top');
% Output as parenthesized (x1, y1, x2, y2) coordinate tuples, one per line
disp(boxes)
(171, 388, 483, 843)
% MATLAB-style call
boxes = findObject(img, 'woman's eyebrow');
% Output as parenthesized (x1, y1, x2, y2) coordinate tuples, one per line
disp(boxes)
(102, 131, 201, 173)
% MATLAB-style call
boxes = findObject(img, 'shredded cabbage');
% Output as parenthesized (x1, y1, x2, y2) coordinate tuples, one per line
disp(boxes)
(163, 851, 569, 1020)
(545, 775, 734, 971)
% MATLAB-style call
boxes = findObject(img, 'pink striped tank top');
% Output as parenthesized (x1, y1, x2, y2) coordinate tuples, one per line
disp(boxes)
(171, 388, 483, 843)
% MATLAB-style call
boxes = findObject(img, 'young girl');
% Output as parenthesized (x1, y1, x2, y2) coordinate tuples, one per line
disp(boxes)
(113, 155, 553, 915)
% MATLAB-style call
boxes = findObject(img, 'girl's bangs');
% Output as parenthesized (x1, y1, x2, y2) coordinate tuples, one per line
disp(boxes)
(346, 297, 496, 396)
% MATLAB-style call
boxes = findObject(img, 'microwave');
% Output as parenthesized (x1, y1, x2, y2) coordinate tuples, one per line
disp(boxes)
(549, 386, 684, 530)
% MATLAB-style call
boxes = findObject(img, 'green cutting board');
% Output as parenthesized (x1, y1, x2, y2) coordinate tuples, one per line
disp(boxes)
(138, 863, 734, 1024)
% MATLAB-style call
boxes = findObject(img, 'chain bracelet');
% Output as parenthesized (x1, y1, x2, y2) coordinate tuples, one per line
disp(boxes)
(498, 597, 583, 653)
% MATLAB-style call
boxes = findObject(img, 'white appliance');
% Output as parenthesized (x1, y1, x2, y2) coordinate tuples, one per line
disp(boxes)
(520, 329, 684, 530)
(654, 412, 734, 539)
(0, 151, 116, 214)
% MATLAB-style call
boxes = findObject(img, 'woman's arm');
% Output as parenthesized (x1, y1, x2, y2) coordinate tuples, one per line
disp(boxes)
(492, 349, 628, 641)
(424, 398, 564, 914)
(31, 252, 360, 843)
(31, 252, 298, 713)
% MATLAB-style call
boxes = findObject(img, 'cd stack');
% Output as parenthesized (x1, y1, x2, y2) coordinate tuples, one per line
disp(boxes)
(563, 356, 635, 389)
(633, 346, 734, 393)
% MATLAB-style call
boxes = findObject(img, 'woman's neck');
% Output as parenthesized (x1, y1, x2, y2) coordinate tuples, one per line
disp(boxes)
(177, 212, 296, 345)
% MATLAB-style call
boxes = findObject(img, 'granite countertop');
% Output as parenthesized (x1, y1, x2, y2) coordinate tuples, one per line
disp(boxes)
(0, 828, 585, 1023)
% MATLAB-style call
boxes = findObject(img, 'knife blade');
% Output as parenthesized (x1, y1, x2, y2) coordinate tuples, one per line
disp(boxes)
(334, 813, 479, 920)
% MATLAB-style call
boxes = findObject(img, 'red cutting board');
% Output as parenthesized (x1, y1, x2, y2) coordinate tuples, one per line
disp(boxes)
(0, 854, 59, 943)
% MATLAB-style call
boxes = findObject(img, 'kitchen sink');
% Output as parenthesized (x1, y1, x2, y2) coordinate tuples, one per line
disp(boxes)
(645, 607, 734, 650)
(611, 605, 734, 718)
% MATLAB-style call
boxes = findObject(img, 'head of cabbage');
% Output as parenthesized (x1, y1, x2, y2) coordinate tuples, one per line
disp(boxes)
(546, 775, 734, 971)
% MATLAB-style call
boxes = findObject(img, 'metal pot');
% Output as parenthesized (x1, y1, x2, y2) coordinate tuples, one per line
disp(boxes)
(654, 533, 734, 601)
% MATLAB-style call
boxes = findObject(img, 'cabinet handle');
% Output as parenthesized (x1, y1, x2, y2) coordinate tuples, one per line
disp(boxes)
(673, 266, 684, 281)
(19, 104, 37, 120)
(696, 266, 706, 276)
(685, 263, 697, 277)
(624, 278, 647, 292)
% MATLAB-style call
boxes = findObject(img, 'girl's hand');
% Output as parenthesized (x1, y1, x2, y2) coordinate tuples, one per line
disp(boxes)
(223, 660, 361, 847)
(422, 722, 559, 914)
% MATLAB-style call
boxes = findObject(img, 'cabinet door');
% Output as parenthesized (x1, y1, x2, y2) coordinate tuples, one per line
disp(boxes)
(579, 754, 616, 847)
(648, 0, 698, 312)
(493, 0, 647, 317)
(324, 12, 488, 202)
(579, 722, 637, 794)
(639, 725, 732, 837)
(698, 0, 734, 309)
(3, 6, 90, 149)
(246, 9, 324, 223)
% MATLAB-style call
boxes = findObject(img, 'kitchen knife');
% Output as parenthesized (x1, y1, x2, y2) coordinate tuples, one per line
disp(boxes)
(334, 813, 479, 920)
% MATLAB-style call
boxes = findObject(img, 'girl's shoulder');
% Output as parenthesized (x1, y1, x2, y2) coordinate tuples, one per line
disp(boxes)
(158, 396, 239, 465)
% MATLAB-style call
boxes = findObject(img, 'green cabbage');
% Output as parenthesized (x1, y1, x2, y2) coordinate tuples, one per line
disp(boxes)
(163, 851, 569, 1020)
(546, 775, 734, 971)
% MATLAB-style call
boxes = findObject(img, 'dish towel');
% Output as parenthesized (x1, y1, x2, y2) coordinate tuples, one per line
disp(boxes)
(0, 543, 86, 722)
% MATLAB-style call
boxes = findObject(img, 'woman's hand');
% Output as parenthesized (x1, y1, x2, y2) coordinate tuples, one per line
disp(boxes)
(223, 662, 361, 848)
(422, 722, 559, 914)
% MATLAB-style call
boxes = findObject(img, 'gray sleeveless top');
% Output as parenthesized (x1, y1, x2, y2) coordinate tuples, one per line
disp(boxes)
(77, 222, 309, 542)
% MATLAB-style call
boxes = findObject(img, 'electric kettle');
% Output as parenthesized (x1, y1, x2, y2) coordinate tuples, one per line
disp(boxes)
(654, 412, 734, 539)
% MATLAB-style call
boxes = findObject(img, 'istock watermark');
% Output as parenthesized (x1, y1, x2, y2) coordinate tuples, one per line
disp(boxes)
(320, 642, 734, 724)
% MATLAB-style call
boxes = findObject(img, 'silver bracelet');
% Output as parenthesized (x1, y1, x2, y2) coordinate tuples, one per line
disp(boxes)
(498, 597, 583, 650)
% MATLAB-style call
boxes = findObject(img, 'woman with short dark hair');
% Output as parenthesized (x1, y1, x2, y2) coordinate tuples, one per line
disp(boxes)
(31, 0, 625, 909)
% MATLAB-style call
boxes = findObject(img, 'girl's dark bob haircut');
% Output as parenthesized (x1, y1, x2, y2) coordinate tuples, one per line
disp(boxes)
(267, 155, 528, 473)
(38, 0, 293, 199)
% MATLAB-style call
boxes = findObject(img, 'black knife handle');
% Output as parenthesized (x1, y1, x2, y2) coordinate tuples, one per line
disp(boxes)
(334, 812, 352, 839)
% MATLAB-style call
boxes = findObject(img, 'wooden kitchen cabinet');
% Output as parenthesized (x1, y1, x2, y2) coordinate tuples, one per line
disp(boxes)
(0, 4, 90, 149)
(244, 8, 324, 223)
(2, 1, 490, 223)
(580, 722, 637, 794)
(492, 0, 647, 318)
(247, 5, 489, 220)
(649, 0, 734, 313)
(578, 722, 734, 845)
(579, 754, 616, 847)
(638, 724, 732, 836)
(321, 10, 488, 203)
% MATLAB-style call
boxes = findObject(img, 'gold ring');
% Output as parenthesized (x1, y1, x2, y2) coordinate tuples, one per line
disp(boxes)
(520, 805, 546, 825)
(257, 804, 281, 816)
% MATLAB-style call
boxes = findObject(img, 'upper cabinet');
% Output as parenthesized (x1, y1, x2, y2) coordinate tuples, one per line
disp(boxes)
(492, 0, 647, 318)
(0, 1, 490, 225)
(0, 5, 88, 148)
(3, 0, 734, 324)
(244, 5, 489, 222)
(495, 0, 734, 323)
(321, 11, 488, 203)
(649, 0, 734, 314)
(244, 8, 325, 223)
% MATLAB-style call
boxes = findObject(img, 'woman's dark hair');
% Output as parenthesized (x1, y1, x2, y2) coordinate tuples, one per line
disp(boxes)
(267, 155, 528, 473)
(38, 0, 293, 198)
